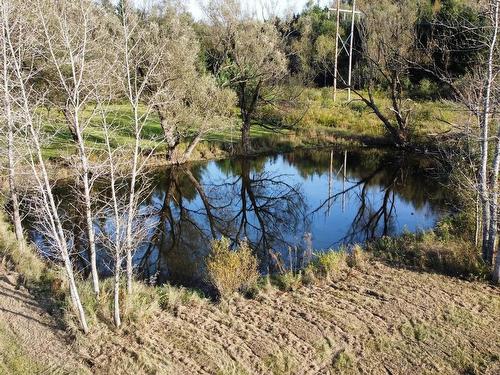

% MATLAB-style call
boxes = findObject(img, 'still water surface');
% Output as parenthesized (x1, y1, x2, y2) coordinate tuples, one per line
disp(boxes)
(30, 148, 448, 287)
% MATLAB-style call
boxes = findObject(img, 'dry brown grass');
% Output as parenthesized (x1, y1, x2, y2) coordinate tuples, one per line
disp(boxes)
(75, 260, 500, 374)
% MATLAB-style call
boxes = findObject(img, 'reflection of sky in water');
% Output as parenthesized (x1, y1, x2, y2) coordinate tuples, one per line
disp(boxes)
(27, 148, 446, 286)
(187, 152, 439, 252)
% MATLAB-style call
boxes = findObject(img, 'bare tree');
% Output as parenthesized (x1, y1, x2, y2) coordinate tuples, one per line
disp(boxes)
(420, 0, 500, 279)
(0, 0, 24, 243)
(3, 0, 88, 332)
(484, 0, 500, 281)
(96, 108, 154, 327)
(116, 0, 167, 293)
(36, 0, 114, 295)
(355, 0, 424, 146)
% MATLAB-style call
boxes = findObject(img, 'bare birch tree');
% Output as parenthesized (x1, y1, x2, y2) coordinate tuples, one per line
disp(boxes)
(3, 0, 88, 332)
(484, 0, 500, 281)
(36, 0, 113, 295)
(0, 0, 24, 243)
(116, 0, 165, 293)
(421, 0, 500, 279)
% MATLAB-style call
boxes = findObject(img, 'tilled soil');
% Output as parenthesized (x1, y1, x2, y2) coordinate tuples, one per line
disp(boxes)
(81, 262, 500, 375)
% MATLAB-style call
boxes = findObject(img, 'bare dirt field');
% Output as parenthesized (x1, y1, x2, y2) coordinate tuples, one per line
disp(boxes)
(76, 261, 500, 375)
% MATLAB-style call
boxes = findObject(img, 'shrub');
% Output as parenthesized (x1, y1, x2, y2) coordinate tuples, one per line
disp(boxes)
(206, 237, 259, 299)
(347, 244, 368, 270)
(274, 271, 302, 292)
(313, 249, 347, 280)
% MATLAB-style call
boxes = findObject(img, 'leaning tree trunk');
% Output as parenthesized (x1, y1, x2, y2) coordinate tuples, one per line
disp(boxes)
(180, 133, 203, 163)
(30, 124, 89, 334)
(158, 111, 180, 162)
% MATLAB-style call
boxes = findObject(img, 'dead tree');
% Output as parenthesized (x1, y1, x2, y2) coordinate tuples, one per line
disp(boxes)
(116, 0, 161, 293)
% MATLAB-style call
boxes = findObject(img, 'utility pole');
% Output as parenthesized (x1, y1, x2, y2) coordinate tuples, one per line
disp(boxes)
(330, 0, 361, 102)
(333, 0, 340, 102)
(347, 0, 356, 101)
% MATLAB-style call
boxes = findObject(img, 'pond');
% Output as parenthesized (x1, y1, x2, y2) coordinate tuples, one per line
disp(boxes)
(28, 148, 448, 288)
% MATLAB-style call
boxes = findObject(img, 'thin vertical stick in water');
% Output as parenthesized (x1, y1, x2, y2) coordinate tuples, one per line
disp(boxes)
(342, 150, 347, 212)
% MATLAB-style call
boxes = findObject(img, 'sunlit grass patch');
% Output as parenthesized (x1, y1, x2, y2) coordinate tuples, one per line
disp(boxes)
(264, 349, 298, 375)
(157, 283, 206, 314)
(0, 323, 47, 375)
(346, 243, 369, 270)
(332, 349, 354, 371)
(66, 278, 162, 331)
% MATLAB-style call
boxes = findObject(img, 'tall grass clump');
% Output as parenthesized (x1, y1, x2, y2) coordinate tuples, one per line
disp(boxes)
(312, 249, 347, 280)
(369, 230, 488, 279)
(274, 271, 303, 292)
(347, 244, 369, 271)
(66, 278, 161, 331)
(157, 284, 205, 314)
(0, 211, 45, 283)
(206, 237, 259, 299)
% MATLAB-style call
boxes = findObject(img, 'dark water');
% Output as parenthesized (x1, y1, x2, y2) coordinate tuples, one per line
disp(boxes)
(28, 148, 448, 287)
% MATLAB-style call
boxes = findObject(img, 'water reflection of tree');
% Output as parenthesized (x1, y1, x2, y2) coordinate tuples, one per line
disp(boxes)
(213, 159, 307, 271)
(138, 159, 307, 284)
(314, 152, 444, 245)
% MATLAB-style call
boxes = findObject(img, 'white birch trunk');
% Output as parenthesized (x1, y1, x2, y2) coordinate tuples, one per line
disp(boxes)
(30, 128, 89, 334)
(103, 121, 123, 327)
(1, 21, 24, 243)
(121, 10, 140, 294)
(487, 0, 500, 280)
(483, 0, 500, 265)
(74, 121, 99, 295)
